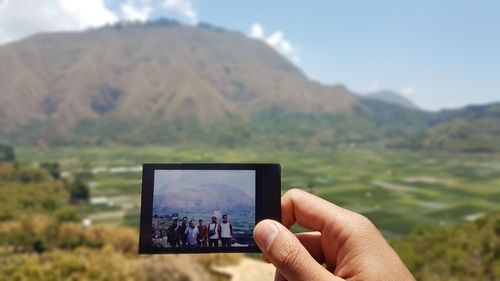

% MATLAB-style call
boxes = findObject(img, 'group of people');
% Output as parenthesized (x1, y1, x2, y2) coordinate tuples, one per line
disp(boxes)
(166, 214, 234, 247)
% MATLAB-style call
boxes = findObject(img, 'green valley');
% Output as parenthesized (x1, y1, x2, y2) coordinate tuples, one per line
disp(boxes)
(15, 146, 500, 239)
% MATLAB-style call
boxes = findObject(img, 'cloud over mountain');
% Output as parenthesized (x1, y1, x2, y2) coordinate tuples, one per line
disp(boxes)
(249, 22, 300, 64)
(0, 0, 118, 44)
(163, 0, 197, 25)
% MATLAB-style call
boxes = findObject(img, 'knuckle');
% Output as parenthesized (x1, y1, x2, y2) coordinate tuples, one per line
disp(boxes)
(284, 188, 303, 199)
(356, 213, 371, 224)
(354, 213, 377, 233)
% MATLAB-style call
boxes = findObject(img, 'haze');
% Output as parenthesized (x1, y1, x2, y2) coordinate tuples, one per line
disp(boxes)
(154, 170, 256, 199)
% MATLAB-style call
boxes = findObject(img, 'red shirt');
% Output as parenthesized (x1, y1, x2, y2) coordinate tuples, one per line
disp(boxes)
(198, 224, 208, 240)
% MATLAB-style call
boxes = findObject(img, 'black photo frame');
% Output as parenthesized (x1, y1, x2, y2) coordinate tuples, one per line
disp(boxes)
(139, 163, 281, 254)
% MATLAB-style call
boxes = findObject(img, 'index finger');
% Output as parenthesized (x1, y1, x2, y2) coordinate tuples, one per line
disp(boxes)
(281, 188, 357, 233)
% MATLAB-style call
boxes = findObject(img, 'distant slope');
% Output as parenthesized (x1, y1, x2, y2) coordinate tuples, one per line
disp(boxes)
(366, 90, 418, 110)
(0, 20, 355, 135)
(417, 103, 500, 152)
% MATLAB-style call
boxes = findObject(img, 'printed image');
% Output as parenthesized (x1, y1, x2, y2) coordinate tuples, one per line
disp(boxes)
(152, 170, 256, 248)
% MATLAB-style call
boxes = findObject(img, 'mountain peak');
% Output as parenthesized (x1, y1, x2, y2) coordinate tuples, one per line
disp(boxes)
(0, 20, 356, 136)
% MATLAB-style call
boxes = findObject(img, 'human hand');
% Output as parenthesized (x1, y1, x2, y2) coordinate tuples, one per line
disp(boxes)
(253, 189, 415, 281)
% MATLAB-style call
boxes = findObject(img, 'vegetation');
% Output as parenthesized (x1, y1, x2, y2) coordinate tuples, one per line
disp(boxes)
(393, 214, 500, 280)
(40, 162, 61, 179)
(0, 145, 499, 279)
(66, 177, 90, 203)
(0, 180, 67, 220)
(0, 162, 239, 281)
(0, 143, 15, 162)
(6, 101, 500, 153)
(15, 146, 500, 239)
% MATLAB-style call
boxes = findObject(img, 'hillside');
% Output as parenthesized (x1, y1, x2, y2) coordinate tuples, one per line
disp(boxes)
(0, 20, 498, 152)
(0, 20, 355, 136)
(0, 161, 236, 281)
(388, 102, 500, 152)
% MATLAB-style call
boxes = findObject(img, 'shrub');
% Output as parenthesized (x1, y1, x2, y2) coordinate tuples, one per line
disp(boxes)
(0, 144, 15, 162)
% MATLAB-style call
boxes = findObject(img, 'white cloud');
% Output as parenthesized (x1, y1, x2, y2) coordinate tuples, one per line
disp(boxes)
(250, 23, 263, 39)
(249, 22, 300, 64)
(163, 0, 197, 25)
(266, 31, 297, 61)
(401, 86, 416, 96)
(0, 0, 118, 44)
(58, 0, 118, 29)
(121, 0, 152, 22)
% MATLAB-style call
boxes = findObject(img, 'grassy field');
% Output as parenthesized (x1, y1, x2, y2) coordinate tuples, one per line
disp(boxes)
(16, 145, 500, 239)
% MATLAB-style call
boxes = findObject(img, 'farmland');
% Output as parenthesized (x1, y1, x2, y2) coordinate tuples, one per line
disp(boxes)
(16, 145, 500, 239)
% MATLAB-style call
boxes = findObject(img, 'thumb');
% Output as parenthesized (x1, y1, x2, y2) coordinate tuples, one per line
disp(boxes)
(253, 220, 343, 281)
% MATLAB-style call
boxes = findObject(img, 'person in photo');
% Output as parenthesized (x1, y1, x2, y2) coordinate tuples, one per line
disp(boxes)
(208, 216, 219, 247)
(197, 219, 208, 247)
(185, 220, 199, 247)
(179, 217, 188, 247)
(218, 214, 233, 247)
(166, 218, 179, 247)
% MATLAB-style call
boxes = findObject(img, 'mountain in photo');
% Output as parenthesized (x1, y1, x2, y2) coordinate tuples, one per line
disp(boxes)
(153, 183, 254, 215)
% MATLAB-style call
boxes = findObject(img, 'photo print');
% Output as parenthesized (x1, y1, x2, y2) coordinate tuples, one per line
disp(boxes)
(151, 170, 256, 249)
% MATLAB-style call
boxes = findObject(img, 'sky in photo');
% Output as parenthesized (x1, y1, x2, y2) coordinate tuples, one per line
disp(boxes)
(154, 169, 255, 199)
(0, 0, 498, 110)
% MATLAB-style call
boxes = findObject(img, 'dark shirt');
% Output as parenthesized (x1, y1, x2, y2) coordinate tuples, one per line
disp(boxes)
(179, 223, 188, 242)
(167, 224, 179, 244)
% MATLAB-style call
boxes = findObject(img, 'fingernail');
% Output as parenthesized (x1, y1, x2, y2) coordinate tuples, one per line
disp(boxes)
(255, 220, 280, 251)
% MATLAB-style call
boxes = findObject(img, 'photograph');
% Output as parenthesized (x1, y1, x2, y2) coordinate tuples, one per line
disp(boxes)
(1, 0, 498, 280)
(151, 170, 256, 248)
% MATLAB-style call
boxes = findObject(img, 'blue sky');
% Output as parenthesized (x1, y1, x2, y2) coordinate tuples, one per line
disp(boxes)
(0, 0, 498, 110)
(185, 0, 500, 110)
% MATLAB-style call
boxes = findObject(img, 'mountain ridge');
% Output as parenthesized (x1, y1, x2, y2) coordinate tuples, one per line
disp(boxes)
(0, 20, 355, 135)
(0, 20, 499, 152)
(153, 183, 254, 215)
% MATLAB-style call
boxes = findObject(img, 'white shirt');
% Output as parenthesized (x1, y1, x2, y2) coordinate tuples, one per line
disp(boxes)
(185, 227, 199, 246)
(208, 223, 219, 239)
(220, 222, 232, 238)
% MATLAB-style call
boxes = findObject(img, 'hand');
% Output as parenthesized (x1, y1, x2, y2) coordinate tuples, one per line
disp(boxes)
(253, 189, 415, 281)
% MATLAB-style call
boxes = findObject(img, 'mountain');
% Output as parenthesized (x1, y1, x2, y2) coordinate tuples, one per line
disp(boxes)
(0, 20, 355, 137)
(0, 20, 498, 152)
(365, 90, 418, 110)
(153, 183, 254, 215)
(402, 102, 500, 152)
(354, 98, 500, 152)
